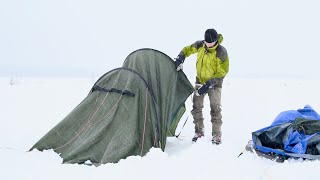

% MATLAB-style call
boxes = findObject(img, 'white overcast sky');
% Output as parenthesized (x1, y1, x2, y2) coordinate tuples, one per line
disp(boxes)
(1, 0, 320, 78)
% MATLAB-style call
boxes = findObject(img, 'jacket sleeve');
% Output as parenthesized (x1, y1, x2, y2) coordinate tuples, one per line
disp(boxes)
(214, 59, 227, 78)
(221, 56, 229, 74)
(207, 55, 228, 87)
(216, 45, 229, 75)
(178, 41, 204, 62)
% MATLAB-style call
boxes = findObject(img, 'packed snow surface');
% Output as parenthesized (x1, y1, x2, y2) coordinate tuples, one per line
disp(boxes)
(1, 77, 320, 180)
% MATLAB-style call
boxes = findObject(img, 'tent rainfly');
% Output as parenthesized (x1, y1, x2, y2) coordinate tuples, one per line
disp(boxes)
(30, 48, 194, 165)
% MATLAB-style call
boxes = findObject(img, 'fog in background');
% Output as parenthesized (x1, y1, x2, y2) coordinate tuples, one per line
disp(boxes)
(1, 0, 319, 79)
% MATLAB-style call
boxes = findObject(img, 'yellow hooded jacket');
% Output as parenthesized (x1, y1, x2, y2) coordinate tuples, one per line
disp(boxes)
(178, 34, 229, 86)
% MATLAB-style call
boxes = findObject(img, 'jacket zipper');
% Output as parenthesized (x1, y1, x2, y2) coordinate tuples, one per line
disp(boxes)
(200, 50, 206, 83)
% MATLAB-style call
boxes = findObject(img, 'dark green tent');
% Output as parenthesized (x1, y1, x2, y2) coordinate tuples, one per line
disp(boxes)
(30, 48, 194, 165)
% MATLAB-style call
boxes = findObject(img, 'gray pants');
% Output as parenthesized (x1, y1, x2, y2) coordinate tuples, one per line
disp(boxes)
(191, 84, 222, 136)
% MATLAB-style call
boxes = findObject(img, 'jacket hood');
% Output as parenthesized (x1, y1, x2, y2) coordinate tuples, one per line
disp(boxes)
(217, 34, 223, 45)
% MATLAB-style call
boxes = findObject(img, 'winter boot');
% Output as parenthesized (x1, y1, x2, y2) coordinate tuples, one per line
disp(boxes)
(192, 132, 204, 142)
(212, 135, 221, 145)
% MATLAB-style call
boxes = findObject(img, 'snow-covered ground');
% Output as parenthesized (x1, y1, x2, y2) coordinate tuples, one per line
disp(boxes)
(1, 77, 320, 180)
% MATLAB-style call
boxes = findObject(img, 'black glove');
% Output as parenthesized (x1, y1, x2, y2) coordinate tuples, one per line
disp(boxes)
(195, 84, 210, 96)
(195, 81, 214, 96)
(174, 55, 185, 71)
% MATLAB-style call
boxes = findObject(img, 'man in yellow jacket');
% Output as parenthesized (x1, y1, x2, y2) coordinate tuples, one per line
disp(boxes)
(174, 28, 229, 144)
